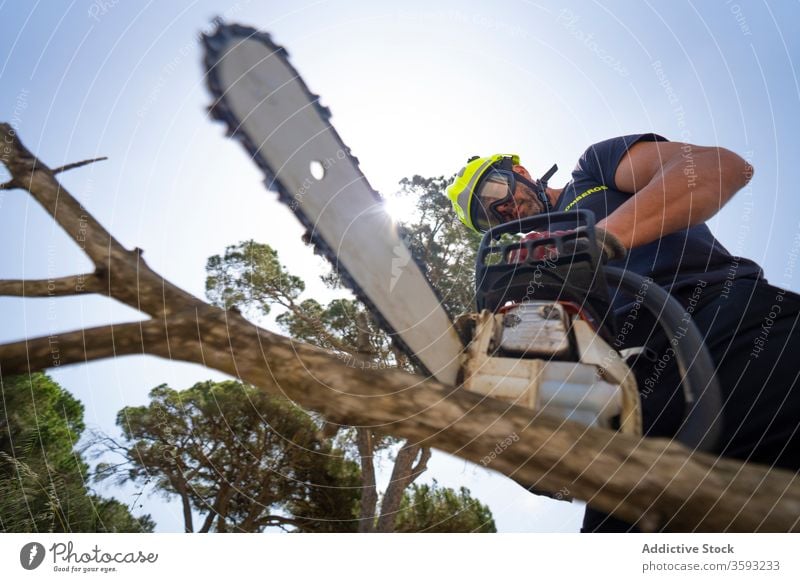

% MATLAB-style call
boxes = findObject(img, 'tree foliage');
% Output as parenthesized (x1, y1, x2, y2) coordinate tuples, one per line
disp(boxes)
(205, 240, 305, 319)
(198, 175, 492, 532)
(0, 373, 153, 532)
(394, 481, 497, 533)
(101, 380, 360, 532)
(395, 174, 482, 316)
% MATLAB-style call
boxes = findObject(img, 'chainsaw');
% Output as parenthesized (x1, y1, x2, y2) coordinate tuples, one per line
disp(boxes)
(201, 21, 721, 452)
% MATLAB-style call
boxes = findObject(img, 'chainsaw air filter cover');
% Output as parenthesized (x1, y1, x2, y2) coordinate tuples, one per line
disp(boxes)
(498, 302, 571, 358)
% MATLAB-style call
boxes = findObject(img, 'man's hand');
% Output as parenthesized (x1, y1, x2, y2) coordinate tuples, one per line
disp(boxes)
(575, 225, 626, 262)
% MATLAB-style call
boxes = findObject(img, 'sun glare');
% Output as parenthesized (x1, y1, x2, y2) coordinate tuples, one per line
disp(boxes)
(382, 194, 419, 224)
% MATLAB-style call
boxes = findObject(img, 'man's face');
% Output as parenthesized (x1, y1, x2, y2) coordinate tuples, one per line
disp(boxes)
(492, 165, 546, 221)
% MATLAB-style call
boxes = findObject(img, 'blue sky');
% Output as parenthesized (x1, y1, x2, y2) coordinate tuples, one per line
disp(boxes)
(1, 0, 799, 532)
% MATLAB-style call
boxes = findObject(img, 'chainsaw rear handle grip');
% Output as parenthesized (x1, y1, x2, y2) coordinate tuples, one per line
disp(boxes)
(604, 267, 723, 453)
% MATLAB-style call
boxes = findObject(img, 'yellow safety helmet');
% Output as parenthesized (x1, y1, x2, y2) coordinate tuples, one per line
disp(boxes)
(446, 154, 558, 233)
(445, 154, 520, 234)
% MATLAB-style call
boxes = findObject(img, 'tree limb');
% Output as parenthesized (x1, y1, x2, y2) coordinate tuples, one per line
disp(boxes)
(2, 123, 799, 532)
(412, 446, 432, 477)
(0, 273, 104, 297)
(0, 123, 206, 319)
(198, 508, 216, 533)
(0, 319, 171, 372)
(51, 157, 107, 175)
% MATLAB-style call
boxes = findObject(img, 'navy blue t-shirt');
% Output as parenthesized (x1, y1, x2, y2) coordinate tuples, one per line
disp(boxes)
(554, 134, 763, 310)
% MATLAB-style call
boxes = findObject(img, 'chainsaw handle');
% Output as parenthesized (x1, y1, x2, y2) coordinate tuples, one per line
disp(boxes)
(604, 267, 723, 453)
(482, 210, 597, 242)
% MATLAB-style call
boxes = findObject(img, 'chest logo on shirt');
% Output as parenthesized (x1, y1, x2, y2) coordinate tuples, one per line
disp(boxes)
(564, 185, 608, 211)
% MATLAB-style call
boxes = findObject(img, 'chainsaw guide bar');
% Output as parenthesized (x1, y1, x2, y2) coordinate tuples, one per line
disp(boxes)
(202, 21, 463, 385)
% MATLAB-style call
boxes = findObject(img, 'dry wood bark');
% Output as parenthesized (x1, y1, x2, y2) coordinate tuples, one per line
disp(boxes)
(1, 123, 798, 532)
(355, 428, 378, 533)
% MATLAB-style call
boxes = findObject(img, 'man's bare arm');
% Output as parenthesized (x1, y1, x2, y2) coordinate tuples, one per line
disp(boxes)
(597, 140, 753, 249)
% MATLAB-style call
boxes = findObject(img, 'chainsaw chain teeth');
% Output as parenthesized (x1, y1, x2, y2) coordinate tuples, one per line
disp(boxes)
(202, 20, 440, 376)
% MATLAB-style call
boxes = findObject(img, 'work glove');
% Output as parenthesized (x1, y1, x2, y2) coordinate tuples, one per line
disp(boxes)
(575, 225, 627, 262)
(507, 226, 626, 264)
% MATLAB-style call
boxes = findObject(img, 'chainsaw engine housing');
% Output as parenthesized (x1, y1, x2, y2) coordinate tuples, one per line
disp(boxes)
(462, 212, 641, 434)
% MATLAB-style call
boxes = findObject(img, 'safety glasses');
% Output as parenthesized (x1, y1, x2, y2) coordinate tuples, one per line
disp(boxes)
(471, 170, 517, 232)
(473, 169, 554, 232)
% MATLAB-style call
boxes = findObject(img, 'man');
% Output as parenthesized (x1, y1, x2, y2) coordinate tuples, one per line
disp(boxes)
(445, 134, 800, 531)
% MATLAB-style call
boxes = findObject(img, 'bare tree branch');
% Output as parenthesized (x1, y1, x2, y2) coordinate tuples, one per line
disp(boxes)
(0, 319, 172, 372)
(0, 123, 205, 319)
(51, 157, 107, 175)
(2, 122, 799, 532)
(198, 509, 216, 534)
(412, 446, 432, 476)
(0, 273, 104, 297)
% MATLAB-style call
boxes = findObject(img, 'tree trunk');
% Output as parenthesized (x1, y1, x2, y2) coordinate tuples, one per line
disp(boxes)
(356, 428, 377, 533)
(198, 483, 234, 533)
(376, 443, 431, 532)
(174, 481, 194, 533)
